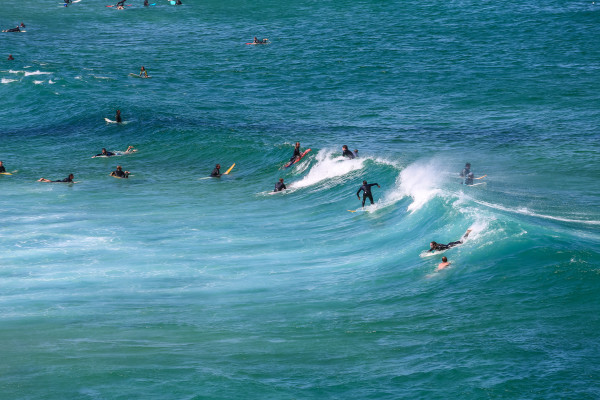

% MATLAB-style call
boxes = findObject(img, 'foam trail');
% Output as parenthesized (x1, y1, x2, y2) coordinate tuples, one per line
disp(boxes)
(473, 199, 600, 226)
(24, 70, 52, 76)
(1, 78, 18, 84)
(290, 149, 365, 189)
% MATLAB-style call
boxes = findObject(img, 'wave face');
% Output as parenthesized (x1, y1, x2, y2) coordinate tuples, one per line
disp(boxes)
(1, 0, 600, 399)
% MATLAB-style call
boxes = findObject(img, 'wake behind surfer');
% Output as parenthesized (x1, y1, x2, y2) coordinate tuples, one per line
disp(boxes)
(210, 164, 221, 177)
(342, 145, 355, 159)
(428, 229, 472, 253)
(356, 180, 380, 207)
(274, 178, 286, 192)
(38, 173, 75, 183)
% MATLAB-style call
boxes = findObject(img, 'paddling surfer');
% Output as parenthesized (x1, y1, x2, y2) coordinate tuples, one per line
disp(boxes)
(93, 148, 116, 158)
(356, 180, 380, 207)
(38, 174, 75, 183)
(274, 178, 286, 192)
(429, 229, 472, 253)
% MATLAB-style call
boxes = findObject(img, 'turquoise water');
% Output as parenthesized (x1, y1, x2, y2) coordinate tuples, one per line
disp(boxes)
(1, 0, 600, 399)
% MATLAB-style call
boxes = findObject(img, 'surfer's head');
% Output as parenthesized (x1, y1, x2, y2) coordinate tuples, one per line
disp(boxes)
(441, 256, 447, 262)
(430, 241, 437, 249)
(279, 178, 284, 182)
(116, 165, 122, 171)
(465, 163, 471, 167)
(68, 174, 74, 179)
(216, 164, 220, 168)
(363, 180, 367, 185)
(101, 148, 107, 154)
(342, 145, 348, 150)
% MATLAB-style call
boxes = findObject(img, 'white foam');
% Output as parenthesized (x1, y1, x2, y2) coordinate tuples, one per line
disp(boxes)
(473, 199, 600, 226)
(48, 79, 55, 84)
(1, 78, 18, 84)
(24, 70, 52, 76)
(33, 80, 44, 85)
(8, 69, 25, 74)
(290, 149, 365, 189)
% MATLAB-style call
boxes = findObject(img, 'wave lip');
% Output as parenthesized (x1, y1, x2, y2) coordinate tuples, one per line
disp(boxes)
(290, 149, 365, 189)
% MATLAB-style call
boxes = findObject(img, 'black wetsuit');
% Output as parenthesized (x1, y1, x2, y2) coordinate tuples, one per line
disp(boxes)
(144, 0, 149, 5)
(175, 0, 182, 4)
(115, 113, 122, 123)
(342, 149, 355, 159)
(274, 181, 286, 192)
(0, 165, 6, 173)
(429, 231, 471, 252)
(357, 183, 378, 207)
(113, 170, 127, 178)
(53, 176, 73, 183)
(116, 0, 126, 6)
(210, 167, 221, 177)
(96, 151, 115, 157)
(290, 147, 301, 162)
(6, 27, 20, 32)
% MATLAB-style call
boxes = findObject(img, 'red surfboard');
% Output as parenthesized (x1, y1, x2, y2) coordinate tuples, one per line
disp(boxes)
(284, 149, 311, 168)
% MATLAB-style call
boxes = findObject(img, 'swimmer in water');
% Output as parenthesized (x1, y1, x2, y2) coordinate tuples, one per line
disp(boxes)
(342, 145, 355, 159)
(140, 66, 148, 78)
(436, 256, 451, 271)
(38, 174, 74, 183)
(111, 165, 129, 178)
(356, 180, 380, 207)
(92, 148, 116, 158)
(274, 178, 286, 192)
(210, 164, 221, 177)
(429, 229, 472, 253)
(7, 54, 13, 60)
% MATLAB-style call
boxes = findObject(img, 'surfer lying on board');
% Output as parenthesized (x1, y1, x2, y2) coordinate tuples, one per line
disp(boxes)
(111, 165, 129, 178)
(356, 180, 380, 207)
(0, 161, 6, 173)
(93, 148, 116, 158)
(140, 66, 148, 78)
(274, 178, 286, 192)
(4, 26, 21, 32)
(210, 164, 221, 177)
(342, 145, 355, 159)
(38, 174, 74, 183)
(253, 37, 267, 44)
(437, 256, 451, 271)
(429, 229, 472, 253)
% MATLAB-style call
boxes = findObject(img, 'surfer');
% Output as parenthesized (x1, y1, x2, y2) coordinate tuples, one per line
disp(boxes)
(140, 66, 148, 78)
(428, 229, 472, 253)
(93, 148, 116, 158)
(8, 54, 14, 60)
(356, 180, 380, 207)
(460, 163, 474, 185)
(0, 161, 6, 173)
(253, 37, 266, 44)
(353, 149, 359, 158)
(4, 26, 20, 33)
(274, 178, 286, 192)
(115, 110, 122, 123)
(289, 142, 301, 163)
(210, 164, 221, 177)
(342, 145, 355, 159)
(64, 0, 71, 5)
(111, 165, 129, 178)
(437, 256, 451, 271)
(38, 174, 74, 183)
(144, 0, 149, 5)
(175, 0, 182, 4)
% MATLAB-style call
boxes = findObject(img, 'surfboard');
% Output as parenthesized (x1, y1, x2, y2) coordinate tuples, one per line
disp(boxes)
(348, 209, 366, 213)
(475, 175, 487, 180)
(128, 73, 151, 78)
(104, 118, 117, 123)
(470, 182, 486, 187)
(283, 149, 311, 169)
(223, 163, 235, 175)
(110, 174, 128, 179)
(0, 172, 12, 176)
(3, 30, 26, 33)
(246, 40, 268, 45)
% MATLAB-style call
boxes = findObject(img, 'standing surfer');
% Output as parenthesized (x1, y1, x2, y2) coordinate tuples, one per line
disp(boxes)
(115, 110, 122, 123)
(356, 180, 380, 207)
(140, 66, 148, 78)
(460, 163, 474, 185)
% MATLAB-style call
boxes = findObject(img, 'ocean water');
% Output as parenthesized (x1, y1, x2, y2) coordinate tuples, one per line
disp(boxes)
(1, 0, 600, 399)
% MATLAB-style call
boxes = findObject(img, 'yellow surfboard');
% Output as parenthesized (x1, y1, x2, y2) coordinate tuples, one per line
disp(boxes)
(0, 172, 12, 176)
(224, 163, 235, 175)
